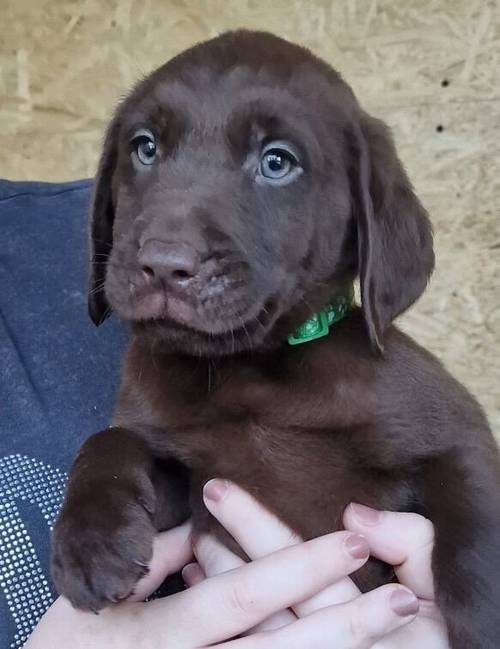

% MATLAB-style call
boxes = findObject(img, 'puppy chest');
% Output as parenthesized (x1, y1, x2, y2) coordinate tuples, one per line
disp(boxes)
(185, 421, 350, 532)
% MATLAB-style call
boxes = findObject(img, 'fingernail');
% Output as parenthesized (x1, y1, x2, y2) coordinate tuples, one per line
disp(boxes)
(390, 589, 419, 617)
(350, 503, 382, 526)
(182, 563, 199, 586)
(203, 479, 229, 503)
(344, 533, 369, 559)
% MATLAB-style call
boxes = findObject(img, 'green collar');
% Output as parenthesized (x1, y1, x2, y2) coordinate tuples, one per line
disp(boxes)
(288, 285, 354, 346)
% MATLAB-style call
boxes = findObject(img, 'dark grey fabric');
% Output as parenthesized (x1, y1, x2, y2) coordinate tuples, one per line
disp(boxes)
(0, 179, 127, 647)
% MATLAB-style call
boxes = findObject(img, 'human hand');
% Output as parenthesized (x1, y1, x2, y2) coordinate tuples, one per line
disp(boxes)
(24, 521, 194, 649)
(343, 503, 448, 648)
(185, 480, 448, 648)
(25, 486, 419, 648)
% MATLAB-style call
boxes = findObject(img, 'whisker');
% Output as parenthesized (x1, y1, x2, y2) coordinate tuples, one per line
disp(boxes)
(207, 359, 212, 393)
(301, 297, 315, 316)
(92, 238, 113, 246)
(89, 283, 106, 296)
(254, 314, 267, 333)
(150, 338, 160, 372)
(239, 316, 253, 351)
(99, 304, 112, 322)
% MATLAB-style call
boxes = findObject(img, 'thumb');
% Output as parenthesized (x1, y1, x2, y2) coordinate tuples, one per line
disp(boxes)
(128, 520, 193, 601)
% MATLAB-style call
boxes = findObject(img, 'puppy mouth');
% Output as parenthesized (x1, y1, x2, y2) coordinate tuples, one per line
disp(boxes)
(125, 282, 277, 339)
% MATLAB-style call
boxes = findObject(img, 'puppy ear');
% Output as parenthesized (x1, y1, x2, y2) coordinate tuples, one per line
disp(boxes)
(88, 117, 120, 326)
(351, 113, 434, 351)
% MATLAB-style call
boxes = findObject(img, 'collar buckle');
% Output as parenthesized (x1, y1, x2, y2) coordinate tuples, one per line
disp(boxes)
(287, 286, 354, 346)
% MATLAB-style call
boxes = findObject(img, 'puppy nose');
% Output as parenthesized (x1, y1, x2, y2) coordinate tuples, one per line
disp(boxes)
(138, 240, 200, 285)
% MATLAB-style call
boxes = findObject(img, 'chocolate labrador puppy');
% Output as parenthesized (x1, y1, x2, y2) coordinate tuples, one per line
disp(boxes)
(52, 30, 500, 647)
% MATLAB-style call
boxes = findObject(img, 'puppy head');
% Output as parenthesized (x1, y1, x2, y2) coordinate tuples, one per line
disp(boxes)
(89, 30, 433, 355)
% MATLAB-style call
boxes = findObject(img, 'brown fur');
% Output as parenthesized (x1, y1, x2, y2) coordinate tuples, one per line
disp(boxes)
(51, 31, 500, 648)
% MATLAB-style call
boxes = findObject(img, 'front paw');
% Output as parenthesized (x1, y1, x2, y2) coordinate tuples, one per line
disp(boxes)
(51, 482, 156, 611)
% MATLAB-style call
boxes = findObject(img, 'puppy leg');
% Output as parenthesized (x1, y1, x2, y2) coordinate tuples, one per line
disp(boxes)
(422, 448, 500, 649)
(51, 427, 190, 611)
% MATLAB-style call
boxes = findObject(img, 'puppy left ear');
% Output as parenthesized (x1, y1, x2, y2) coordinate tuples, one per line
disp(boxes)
(350, 112, 434, 351)
(88, 116, 121, 326)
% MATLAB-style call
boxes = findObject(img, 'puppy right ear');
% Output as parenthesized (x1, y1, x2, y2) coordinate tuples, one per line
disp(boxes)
(88, 117, 121, 326)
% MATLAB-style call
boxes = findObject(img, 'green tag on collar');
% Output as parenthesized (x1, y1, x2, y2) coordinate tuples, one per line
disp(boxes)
(287, 286, 354, 346)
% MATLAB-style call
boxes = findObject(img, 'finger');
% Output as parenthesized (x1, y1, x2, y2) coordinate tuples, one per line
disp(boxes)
(194, 532, 246, 577)
(204, 480, 360, 613)
(294, 577, 361, 615)
(372, 602, 449, 649)
(344, 504, 435, 599)
(182, 562, 205, 587)
(203, 479, 302, 557)
(194, 533, 297, 628)
(128, 521, 193, 602)
(214, 585, 419, 649)
(140, 530, 370, 646)
(249, 609, 297, 633)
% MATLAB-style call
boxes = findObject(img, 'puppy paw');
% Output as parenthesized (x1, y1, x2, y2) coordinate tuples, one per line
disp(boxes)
(51, 479, 156, 611)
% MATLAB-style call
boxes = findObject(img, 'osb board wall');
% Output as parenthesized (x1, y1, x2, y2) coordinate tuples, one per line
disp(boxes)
(1, 0, 499, 432)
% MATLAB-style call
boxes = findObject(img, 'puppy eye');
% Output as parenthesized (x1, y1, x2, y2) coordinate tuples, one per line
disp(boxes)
(258, 141, 300, 184)
(130, 129, 157, 166)
(260, 150, 292, 178)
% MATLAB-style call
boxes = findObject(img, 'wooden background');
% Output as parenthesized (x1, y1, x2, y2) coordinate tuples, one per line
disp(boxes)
(1, 0, 499, 433)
